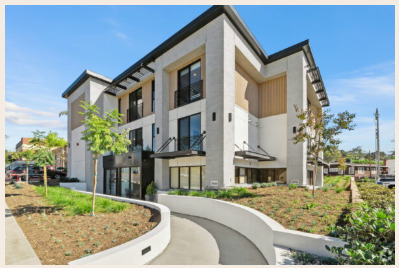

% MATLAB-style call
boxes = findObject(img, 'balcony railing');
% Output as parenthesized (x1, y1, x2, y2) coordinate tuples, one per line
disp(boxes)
(127, 103, 143, 123)
(174, 80, 203, 108)
(178, 134, 203, 151)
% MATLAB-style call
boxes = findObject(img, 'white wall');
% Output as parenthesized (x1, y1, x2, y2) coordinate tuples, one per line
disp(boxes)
(258, 114, 287, 169)
(234, 105, 259, 151)
(70, 125, 86, 181)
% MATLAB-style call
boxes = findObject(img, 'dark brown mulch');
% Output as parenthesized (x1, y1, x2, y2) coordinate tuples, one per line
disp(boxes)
(5, 184, 158, 265)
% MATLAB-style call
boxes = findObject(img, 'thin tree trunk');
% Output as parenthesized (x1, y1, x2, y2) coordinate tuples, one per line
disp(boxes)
(44, 166, 48, 197)
(312, 156, 318, 197)
(26, 165, 29, 184)
(91, 154, 98, 216)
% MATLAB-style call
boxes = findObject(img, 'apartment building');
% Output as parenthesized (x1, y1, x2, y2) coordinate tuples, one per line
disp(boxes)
(62, 5, 330, 199)
(324, 162, 388, 180)
(15, 137, 33, 152)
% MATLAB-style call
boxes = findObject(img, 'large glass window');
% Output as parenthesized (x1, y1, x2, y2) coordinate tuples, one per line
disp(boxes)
(128, 88, 143, 122)
(180, 167, 189, 189)
(178, 113, 201, 151)
(105, 169, 117, 195)
(130, 167, 141, 199)
(129, 128, 143, 151)
(178, 60, 201, 90)
(120, 168, 130, 197)
(170, 167, 179, 189)
(190, 167, 201, 190)
(176, 60, 202, 107)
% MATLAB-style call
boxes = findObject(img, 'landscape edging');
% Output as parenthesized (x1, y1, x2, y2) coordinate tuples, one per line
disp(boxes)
(67, 191, 171, 265)
(158, 194, 345, 264)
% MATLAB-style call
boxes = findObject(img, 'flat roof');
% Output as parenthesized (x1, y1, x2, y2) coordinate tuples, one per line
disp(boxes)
(62, 5, 328, 105)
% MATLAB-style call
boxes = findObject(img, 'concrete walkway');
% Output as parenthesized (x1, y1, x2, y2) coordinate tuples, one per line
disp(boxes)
(5, 204, 41, 265)
(149, 213, 267, 265)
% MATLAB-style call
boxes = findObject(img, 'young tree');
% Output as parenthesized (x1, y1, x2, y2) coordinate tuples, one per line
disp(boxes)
(21, 150, 35, 184)
(80, 101, 130, 216)
(293, 105, 355, 196)
(30, 130, 54, 196)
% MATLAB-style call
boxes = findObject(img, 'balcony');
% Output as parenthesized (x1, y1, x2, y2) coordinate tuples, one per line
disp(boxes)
(127, 103, 143, 123)
(174, 80, 203, 108)
(178, 134, 203, 151)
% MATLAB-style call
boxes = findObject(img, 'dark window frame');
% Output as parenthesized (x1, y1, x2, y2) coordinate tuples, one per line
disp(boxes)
(169, 166, 204, 191)
(152, 123, 155, 152)
(177, 59, 201, 90)
(178, 112, 201, 151)
(129, 127, 143, 151)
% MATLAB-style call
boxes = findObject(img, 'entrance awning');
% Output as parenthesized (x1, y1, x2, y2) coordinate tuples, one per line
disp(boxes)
(235, 150, 276, 161)
(150, 150, 206, 159)
(307, 157, 329, 166)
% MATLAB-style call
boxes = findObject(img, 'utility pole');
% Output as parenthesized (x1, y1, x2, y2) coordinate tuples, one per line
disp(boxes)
(375, 108, 380, 182)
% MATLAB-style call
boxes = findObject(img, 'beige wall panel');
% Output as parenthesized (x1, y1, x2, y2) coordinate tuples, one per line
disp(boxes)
(235, 63, 259, 116)
(259, 75, 287, 118)
(142, 80, 154, 117)
(169, 54, 206, 110)
(71, 93, 85, 130)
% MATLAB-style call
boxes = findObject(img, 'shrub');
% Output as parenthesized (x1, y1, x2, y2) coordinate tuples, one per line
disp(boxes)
(14, 183, 23, 189)
(60, 177, 80, 182)
(252, 182, 260, 189)
(356, 182, 394, 209)
(145, 181, 157, 196)
(335, 187, 345, 194)
(291, 250, 338, 265)
(260, 182, 277, 188)
(216, 190, 233, 199)
(202, 191, 217, 198)
(289, 183, 298, 190)
(320, 184, 332, 192)
(188, 191, 201, 196)
(231, 187, 254, 198)
(327, 203, 395, 265)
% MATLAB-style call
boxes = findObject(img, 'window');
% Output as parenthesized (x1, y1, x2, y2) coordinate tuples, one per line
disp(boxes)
(358, 167, 364, 174)
(128, 88, 143, 122)
(128, 128, 143, 151)
(349, 167, 355, 174)
(152, 124, 155, 152)
(178, 113, 201, 150)
(371, 167, 376, 174)
(118, 98, 121, 114)
(169, 166, 205, 190)
(151, 80, 155, 112)
(176, 60, 202, 107)
(329, 168, 338, 173)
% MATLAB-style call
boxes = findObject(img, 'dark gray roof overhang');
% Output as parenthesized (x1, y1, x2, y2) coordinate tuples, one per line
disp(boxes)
(150, 150, 206, 159)
(235, 150, 276, 161)
(62, 70, 112, 98)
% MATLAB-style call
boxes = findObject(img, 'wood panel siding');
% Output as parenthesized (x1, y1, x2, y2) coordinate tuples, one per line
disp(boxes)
(142, 80, 153, 117)
(259, 75, 287, 118)
(169, 54, 206, 110)
(71, 93, 85, 130)
(235, 63, 259, 116)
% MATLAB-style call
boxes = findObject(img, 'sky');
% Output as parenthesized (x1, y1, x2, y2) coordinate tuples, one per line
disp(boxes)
(5, 5, 395, 154)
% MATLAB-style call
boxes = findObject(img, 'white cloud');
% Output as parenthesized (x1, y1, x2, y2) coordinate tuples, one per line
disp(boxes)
(5, 101, 66, 129)
(114, 31, 128, 40)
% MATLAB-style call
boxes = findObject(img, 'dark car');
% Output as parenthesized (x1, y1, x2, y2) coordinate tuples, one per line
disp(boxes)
(47, 167, 67, 179)
(8, 165, 42, 180)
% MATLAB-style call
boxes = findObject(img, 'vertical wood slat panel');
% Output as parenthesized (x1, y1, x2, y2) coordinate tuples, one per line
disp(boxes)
(259, 75, 287, 118)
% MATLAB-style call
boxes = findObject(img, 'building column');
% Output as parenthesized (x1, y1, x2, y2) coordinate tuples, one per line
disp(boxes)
(205, 15, 235, 189)
(286, 52, 307, 186)
(154, 62, 170, 190)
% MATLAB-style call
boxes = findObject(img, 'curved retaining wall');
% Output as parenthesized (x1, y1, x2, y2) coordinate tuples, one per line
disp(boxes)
(67, 192, 171, 265)
(158, 194, 345, 265)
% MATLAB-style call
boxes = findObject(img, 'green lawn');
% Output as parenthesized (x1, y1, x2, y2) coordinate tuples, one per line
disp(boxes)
(35, 186, 129, 215)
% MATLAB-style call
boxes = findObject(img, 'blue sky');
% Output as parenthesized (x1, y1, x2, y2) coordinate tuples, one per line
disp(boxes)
(5, 5, 395, 154)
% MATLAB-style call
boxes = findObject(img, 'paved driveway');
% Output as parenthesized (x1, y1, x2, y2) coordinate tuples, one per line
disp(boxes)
(149, 213, 267, 265)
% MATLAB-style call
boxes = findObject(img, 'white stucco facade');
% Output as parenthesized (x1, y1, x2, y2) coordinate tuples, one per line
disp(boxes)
(63, 6, 328, 193)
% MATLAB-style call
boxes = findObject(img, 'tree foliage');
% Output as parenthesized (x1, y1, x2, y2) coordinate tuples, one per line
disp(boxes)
(21, 150, 35, 184)
(79, 101, 130, 216)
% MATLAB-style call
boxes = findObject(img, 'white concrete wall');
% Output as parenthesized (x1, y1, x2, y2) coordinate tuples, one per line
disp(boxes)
(258, 114, 287, 169)
(158, 194, 346, 264)
(70, 125, 86, 181)
(68, 191, 171, 265)
(59, 182, 87, 191)
(234, 105, 259, 151)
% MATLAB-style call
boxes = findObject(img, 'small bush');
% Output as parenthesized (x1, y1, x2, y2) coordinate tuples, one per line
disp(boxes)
(335, 187, 345, 193)
(356, 182, 394, 209)
(188, 191, 201, 196)
(14, 183, 23, 189)
(289, 183, 298, 190)
(260, 182, 277, 188)
(60, 177, 79, 182)
(202, 191, 217, 198)
(252, 183, 260, 189)
(145, 181, 157, 196)
(216, 190, 233, 199)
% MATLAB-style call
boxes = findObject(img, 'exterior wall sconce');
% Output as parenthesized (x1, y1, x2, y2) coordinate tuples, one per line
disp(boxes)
(293, 127, 296, 133)
(212, 112, 216, 121)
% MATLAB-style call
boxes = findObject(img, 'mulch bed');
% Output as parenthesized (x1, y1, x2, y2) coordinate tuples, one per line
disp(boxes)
(227, 186, 351, 235)
(5, 183, 158, 265)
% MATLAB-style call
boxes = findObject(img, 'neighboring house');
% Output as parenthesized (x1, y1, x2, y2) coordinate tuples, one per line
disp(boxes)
(62, 5, 330, 199)
(385, 159, 395, 175)
(324, 162, 388, 180)
(15, 137, 33, 152)
(51, 146, 68, 169)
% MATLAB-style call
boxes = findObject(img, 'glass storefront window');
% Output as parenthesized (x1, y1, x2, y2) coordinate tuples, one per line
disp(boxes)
(190, 167, 201, 190)
(180, 167, 189, 189)
(105, 169, 117, 195)
(170, 167, 179, 189)
(130, 167, 141, 199)
(201, 166, 206, 189)
(120, 168, 130, 197)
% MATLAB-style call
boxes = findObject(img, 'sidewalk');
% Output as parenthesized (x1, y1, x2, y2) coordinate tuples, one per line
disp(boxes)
(5, 203, 42, 265)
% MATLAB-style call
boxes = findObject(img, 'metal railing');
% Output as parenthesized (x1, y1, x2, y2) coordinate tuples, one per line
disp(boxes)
(178, 132, 205, 151)
(174, 80, 203, 108)
(127, 103, 143, 122)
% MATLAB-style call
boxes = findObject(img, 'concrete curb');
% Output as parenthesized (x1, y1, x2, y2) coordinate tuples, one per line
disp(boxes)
(350, 178, 364, 203)
(5, 204, 42, 265)
(158, 194, 345, 265)
(67, 191, 171, 265)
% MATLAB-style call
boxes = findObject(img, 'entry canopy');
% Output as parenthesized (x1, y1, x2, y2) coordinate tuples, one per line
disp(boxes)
(235, 150, 276, 161)
(150, 150, 206, 159)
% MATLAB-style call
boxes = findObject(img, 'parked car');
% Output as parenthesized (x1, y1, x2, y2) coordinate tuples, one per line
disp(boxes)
(7, 165, 42, 180)
(47, 167, 67, 179)
(377, 175, 395, 189)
